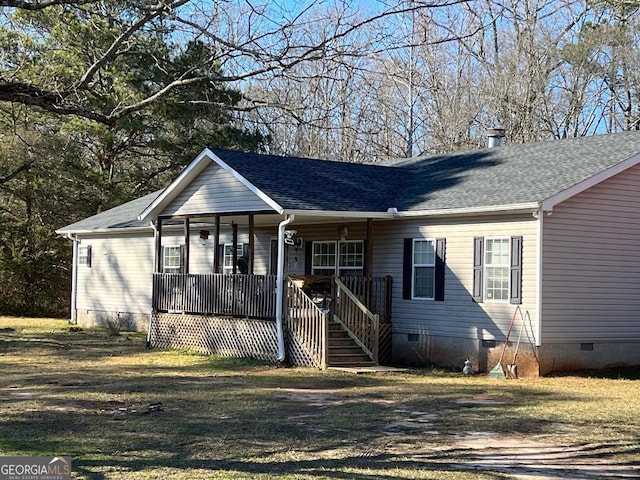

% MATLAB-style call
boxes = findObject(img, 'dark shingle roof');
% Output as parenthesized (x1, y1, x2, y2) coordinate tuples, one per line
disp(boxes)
(56, 190, 161, 233)
(212, 149, 405, 212)
(394, 130, 640, 211)
(58, 131, 640, 233)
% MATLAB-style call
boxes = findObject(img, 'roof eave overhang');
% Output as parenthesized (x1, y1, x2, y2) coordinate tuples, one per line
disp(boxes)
(56, 225, 154, 236)
(283, 209, 394, 219)
(137, 148, 284, 221)
(284, 203, 542, 219)
(390, 203, 542, 218)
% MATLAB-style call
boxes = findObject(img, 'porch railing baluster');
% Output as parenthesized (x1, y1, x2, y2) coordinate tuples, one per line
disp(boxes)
(152, 273, 276, 319)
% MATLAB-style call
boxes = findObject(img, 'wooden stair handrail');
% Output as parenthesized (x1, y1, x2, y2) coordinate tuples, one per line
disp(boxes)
(333, 276, 379, 363)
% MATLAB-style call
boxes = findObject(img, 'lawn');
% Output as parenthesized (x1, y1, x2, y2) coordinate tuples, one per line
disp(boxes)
(0, 316, 639, 479)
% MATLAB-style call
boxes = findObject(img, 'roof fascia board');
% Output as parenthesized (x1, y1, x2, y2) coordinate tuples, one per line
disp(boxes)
(56, 226, 154, 236)
(55, 222, 217, 236)
(388, 203, 540, 218)
(541, 152, 640, 211)
(284, 209, 393, 219)
(285, 203, 541, 219)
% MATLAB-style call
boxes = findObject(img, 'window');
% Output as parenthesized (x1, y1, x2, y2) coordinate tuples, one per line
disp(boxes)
(484, 238, 510, 301)
(311, 241, 363, 276)
(413, 239, 436, 299)
(337, 241, 364, 276)
(223, 243, 245, 272)
(473, 236, 522, 304)
(163, 245, 182, 273)
(403, 238, 446, 301)
(78, 245, 91, 267)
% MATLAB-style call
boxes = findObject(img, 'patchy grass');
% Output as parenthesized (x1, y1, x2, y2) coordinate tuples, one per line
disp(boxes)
(0, 316, 639, 479)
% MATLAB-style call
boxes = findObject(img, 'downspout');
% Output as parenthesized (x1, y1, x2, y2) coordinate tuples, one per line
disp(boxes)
(148, 221, 159, 348)
(275, 214, 295, 362)
(66, 233, 79, 325)
(535, 210, 544, 347)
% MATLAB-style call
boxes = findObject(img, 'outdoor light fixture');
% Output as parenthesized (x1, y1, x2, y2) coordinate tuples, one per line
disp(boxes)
(199, 229, 210, 240)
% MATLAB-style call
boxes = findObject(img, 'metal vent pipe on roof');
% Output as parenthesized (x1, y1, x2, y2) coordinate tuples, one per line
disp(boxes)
(487, 128, 505, 148)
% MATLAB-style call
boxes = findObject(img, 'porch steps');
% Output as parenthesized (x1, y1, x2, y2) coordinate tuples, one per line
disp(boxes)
(327, 322, 376, 367)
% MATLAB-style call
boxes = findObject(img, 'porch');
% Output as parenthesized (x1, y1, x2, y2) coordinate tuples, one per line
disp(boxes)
(149, 273, 392, 367)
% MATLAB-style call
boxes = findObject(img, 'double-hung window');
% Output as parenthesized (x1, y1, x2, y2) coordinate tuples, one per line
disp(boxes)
(412, 239, 436, 299)
(484, 238, 510, 301)
(403, 237, 446, 301)
(163, 245, 183, 273)
(311, 241, 363, 276)
(223, 243, 245, 273)
(78, 245, 92, 267)
(473, 236, 522, 304)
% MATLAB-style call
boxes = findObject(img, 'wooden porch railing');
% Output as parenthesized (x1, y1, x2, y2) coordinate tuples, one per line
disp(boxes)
(152, 273, 277, 318)
(285, 277, 330, 369)
(337, 276, 392, 323)
(332, 276, 379, 363)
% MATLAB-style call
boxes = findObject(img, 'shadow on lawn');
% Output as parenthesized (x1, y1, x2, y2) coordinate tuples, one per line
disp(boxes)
(69, 441, 640, 479)
(2, 327, 639, 479)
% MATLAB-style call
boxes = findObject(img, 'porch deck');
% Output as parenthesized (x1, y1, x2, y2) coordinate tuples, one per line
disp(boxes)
(150, 273, 392, 367)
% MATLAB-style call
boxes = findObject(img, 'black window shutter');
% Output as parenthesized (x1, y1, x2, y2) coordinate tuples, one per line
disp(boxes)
(435, 238, 446, 301)
(86, 245, 92, 268)
(402, 238, 413, 300)
(472, 237, 484, 302)
(304, 241, 313, 275)
(510, 236, 523, 304)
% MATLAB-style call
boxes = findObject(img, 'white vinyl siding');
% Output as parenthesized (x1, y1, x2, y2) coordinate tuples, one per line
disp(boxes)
(371, 215, 538, 343)
(542, 163, 640, 342)
(161, 163, 273, 216)
(413, 239, 435, 299)
(76, 232, 154, 314)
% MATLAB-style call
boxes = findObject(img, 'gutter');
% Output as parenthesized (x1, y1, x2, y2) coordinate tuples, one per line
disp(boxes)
(275, 214, 295, 362)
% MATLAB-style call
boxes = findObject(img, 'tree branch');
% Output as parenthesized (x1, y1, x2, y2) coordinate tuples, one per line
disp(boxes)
(0, 0, 97, 10)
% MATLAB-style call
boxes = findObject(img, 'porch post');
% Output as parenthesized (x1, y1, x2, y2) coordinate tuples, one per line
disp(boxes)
(365, 218, 373, 276)
(213, 215, 220, 273)
(366, 218, 374, 308)
(184, 218, 190, 274)
(248, 213, 255, 275)
(155, 218, 163, 273)
(232, 222, 238, 274)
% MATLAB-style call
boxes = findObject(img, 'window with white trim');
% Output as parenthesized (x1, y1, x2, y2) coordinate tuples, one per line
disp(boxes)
(312, 241, 363, 276)
(223, 243, 245, 272)
(163, 245, 182, 273)
(78, 245, 91, 267)
(412, 239, 435, 299)
(484, 237, 510, 301)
